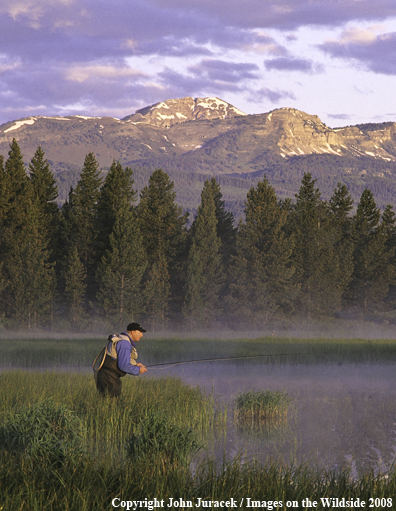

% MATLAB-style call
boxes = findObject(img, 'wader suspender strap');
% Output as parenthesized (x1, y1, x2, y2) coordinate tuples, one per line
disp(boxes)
(92, 346, 107, 372)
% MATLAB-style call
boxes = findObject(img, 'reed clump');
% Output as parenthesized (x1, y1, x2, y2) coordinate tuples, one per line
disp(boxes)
(126, 411, 202, 467)
(0, 398, 84, 468)
(235, 389, 292, 424)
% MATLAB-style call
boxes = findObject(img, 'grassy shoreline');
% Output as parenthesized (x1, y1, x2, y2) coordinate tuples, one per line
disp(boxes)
(1, 335, 396, 368)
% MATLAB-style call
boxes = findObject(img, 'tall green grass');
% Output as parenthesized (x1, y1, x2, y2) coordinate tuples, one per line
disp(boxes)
(126, 411, 203, 467)
(1, 371, 396, 510)
(2, 443, 396, 510)
(0, 371, 223, 457)
(0, 398, 84, 467)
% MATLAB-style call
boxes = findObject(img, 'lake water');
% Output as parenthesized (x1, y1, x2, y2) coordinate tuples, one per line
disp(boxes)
(150, 361, 396, 475)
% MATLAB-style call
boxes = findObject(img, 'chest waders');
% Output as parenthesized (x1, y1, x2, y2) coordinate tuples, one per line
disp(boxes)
(93, 334, 138, 397)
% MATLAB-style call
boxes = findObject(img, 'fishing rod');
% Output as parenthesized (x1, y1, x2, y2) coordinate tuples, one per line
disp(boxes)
(146, 351, 313, 369)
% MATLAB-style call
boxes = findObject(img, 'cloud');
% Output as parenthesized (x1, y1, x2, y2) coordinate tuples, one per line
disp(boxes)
(149, 59, 262, 105)
(335, 26, 380, 45)
(0, 56, 20, 74)
(0, 0, 395, 125)
(188, 59, 260, 83)
(243, 31, 287, 55)
(328, 113, 353, 121)
(65, 63, 144, 83)
(131, 38, 213, 57)
(136, 0, 396, 31)
(251, 87, 296, 103)
(264, 57, 322, 72)
(157, 67, 243, 97)
(320, 27, 396, 74)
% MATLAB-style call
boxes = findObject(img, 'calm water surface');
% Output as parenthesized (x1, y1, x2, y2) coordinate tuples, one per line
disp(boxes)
(151, 362, 396, 475)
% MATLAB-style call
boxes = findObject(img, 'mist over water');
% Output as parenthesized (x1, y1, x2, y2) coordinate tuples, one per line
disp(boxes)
(1, 316, 396, 340)
(150, 361, 396, 475)
(2, 320, 396, 476)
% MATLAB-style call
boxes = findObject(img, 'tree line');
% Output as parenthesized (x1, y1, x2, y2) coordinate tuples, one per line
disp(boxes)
(1, 139, 395, 331)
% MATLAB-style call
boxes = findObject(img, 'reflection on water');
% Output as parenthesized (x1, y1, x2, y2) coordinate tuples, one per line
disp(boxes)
(151, 362, 396, 475)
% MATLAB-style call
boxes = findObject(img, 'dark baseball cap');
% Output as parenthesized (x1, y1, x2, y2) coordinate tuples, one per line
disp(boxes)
(127, 322, 147, 333)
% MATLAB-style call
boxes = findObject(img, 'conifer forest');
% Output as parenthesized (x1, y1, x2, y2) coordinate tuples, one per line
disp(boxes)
(2, 138, 396, 332)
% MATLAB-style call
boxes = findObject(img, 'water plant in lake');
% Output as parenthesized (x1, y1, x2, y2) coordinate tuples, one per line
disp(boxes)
(234, 389, 292, 424)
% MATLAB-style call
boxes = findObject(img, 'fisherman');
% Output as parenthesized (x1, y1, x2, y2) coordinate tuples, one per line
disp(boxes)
(95, 322, 148, 397)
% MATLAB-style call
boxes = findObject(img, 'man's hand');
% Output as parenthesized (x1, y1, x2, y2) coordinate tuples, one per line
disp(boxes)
(136, 363, 147, 374)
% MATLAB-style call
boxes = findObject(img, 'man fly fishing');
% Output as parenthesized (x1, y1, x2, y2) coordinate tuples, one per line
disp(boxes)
(94, 322, 148, 397)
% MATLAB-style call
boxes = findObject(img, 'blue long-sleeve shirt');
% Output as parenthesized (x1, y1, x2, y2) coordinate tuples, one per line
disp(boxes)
(107, 332, 140, 376)
(116, 339, 140, 375)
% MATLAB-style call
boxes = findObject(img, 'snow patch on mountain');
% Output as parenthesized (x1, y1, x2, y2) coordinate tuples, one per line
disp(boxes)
(123, 96, 246, 127)
(3, 118, 36, 133)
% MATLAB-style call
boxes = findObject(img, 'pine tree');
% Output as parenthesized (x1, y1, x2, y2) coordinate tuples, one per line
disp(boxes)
(329, 182, 354, 237)
(96, 201, 147, 326)
(379, 204, 396, 306)
(137, 169, 188, 326)
(349, 190, 395, 313)
(183, 183, 224, 328)
(29, 146, 58, 208)
(291, 173, 346, 318)
(205, 177, 236, 265)
(138, 169, 187, 263)
(0, 155, 6, 296)
(64, 247, 86, 328)
(60, 153, 103, 301)
(0, 139, 33, 238)
(189, 178, 236, 299)
(229, 178, 296, 325)
(328, 182, 354, 309)
(143, 250, 170, 331)
(0, 155, 6, 226)
(7, 200, 56, 329)
(380, 204, 396, 249)
(95, 160, 136, 267)
(29, 146, 60, 262)
(0, 140, 46, 322)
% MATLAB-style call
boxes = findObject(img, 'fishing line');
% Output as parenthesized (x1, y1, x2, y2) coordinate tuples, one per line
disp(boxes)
(146, 352, 313, 369)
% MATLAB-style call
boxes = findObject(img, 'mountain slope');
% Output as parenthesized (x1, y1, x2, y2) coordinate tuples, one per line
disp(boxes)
(1, 97, 396, 215)
(123, 96, 246, 127)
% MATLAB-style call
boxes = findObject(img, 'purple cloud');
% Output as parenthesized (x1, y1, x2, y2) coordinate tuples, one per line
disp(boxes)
(264, 57, 321, 72)
(0, 0, 395, 125)
(157, 66, 244, 97)
(328, 114, 354, 126)
(188, 59, 259, 83)
(251, 87, 296, 103)
(320, 30, 396, 75)
(140, 0, 396, 30)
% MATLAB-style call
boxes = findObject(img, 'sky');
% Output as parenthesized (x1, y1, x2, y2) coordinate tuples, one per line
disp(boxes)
(1, 0, 396, 127)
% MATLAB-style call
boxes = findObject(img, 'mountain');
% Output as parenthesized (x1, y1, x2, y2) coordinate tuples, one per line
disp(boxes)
(1, 96, 396, 218)
(123, 96, 246, 127)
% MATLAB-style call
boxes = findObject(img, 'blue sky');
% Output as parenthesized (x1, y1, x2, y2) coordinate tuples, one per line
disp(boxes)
(1, 0, 396, 127)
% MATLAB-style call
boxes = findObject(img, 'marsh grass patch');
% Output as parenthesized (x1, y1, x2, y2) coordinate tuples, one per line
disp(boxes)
(126, 411, 203, 467)
(234, 389, 292, 425)
(0, 398, 84, 467)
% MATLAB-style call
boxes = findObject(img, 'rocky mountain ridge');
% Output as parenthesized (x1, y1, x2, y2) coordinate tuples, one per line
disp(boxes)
(123, 96, 246, 127)
(1, 98, 395, 165)
(0, 96, 396, 214)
